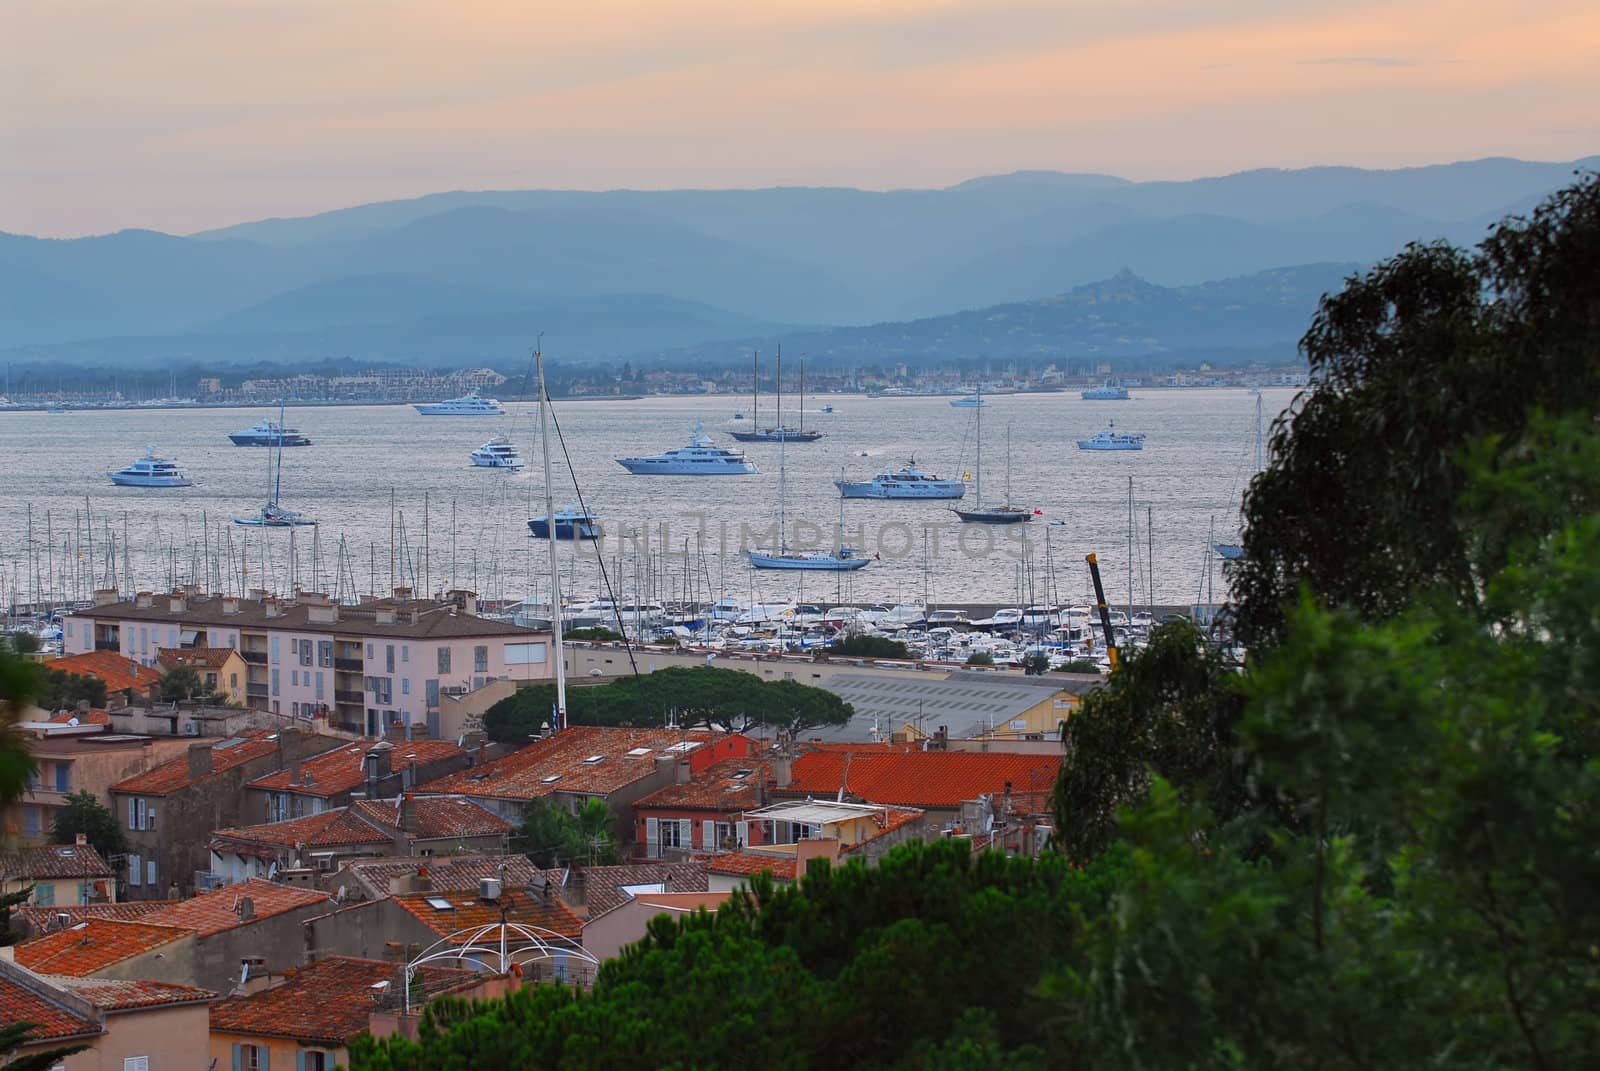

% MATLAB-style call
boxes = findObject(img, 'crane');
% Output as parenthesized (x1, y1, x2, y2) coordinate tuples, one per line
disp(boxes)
(1086, 553, 1119, 671)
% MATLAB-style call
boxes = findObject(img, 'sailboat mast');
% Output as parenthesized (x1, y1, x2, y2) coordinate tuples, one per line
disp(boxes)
(1126, 477, 1134, 615)
(535, 342, 568, 730)
(1255, 391, 1264, 472)
(775, 345, 782, 433)
(1004, 423, 1011, 507)
(752, 351, 759, 429)
(273, 403, 286, 508)
(974, 384, 983, 507)
(798, 356, 805, 434)
(777, 422, 787, 553)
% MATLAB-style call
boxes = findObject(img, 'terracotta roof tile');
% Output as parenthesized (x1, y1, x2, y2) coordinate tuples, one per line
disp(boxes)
(44, 708, 110, 725)
(703, 852, 798, 880)
(155, 646, 237, 670)
(350, 796, 513, 840)
(0, 971, 101, 1042)
(390, 888, 583, 941)
(0, 844, 114, 881)
(636, 758, 769, 812)
(16, 901, 181, 934)
(340, 855, 558, 900)
(209, 957, 475, 1045)
(578, 862, 709, 917)
(211, 810, 391, 852)
(419, 726, 715, 802)
(248, 739, 466, 798)
(14, 920, 192, 977)
(54, 976, 216, 1011)
(141, 878, 331, 937)
(46, 651, 163, 695)
(782, 750, 1061, 809)
(111, 731, 314, 796)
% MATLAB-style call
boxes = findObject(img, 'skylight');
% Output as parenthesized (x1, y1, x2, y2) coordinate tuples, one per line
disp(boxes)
(582, 755, 605, 764)
(625, 747, 653, 757)
(425, 897, 454, 910)
(540, 774, 562, 784)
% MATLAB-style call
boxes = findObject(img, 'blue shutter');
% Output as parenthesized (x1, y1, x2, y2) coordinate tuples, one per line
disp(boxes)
(296, 1052, 306, 1071)
(260, 1047, 270, 1071)
(232, 1043, 241, 1071)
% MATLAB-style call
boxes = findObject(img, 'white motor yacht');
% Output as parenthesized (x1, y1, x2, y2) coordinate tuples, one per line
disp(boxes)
(470, 436, 524, 469)
(415, 391, 505, 416)
(109, 450, 192, 487)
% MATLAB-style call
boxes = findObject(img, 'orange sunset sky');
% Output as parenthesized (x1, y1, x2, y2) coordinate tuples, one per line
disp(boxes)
(4, 0, 1597, 237)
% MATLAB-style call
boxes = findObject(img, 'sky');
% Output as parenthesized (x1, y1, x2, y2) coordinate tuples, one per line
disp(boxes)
(3, 0, 1597, 237)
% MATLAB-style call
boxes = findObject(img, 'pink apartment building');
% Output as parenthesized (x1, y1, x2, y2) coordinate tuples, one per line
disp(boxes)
(63, 587, 552, 737)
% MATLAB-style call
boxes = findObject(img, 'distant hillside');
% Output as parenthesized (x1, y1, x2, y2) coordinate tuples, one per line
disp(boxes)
(666, 263, 1359, 368)
(1, 155, 1592, 362)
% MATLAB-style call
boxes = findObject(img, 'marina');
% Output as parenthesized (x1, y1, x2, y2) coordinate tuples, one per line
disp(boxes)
(0, 388, 1284, 625)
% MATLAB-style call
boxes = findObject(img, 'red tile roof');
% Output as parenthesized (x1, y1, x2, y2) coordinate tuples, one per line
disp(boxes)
(0, 970, 101, 1042)
(55, 976, 216, 1011)
(155, 647, 237, 670)
(390, 888, 584, 941)
(14, 920, 192, 977)
(579, 861, 708, 917)
(111, 732, 288, 796)
(44, 708, 110, 725)
(209, 956, 476, 1045)
(350, 796, 513, 840)
(211, 797, 512, 856)
(46, 651, 163, 695)
(17, 900, 181, 934)
(211, 810, 391, 852)
(703, 852, 798, 880)
(782, 750, 1062, 809)
(248, 739, 466, 798)
(1, 844, 115, 881)
(141, 878, 331, 937)
(419, 726, 718, 802)
(635, 758, 769, 812)
(340, 855, 559, 900)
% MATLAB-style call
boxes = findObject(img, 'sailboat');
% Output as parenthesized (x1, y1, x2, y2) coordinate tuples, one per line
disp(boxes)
(748, 421, 869, 570)
(953, 389, 1036, 525)
(235, 403, 316, 527)
(731, 347, 822, 443)
(1214, 392, 1263, 559)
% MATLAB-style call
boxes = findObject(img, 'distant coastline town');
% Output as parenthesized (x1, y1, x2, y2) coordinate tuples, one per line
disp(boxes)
(0, 359, 1309, 411)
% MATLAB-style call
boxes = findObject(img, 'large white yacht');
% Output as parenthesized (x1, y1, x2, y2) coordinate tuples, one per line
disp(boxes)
(616, 424, 757, 475)
(835, 460, 965, 499)
(470, 436, 524, 469)
(1077, 420, 1147, 451)
(415, 391, 505, 416)
(109, 450, 192, 487)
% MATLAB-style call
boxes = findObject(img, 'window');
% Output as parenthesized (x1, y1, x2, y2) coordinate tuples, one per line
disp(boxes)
(299, 639, 313, 667)
(660, 821, 682, 849)
(315, 671, 325, 700)
(504, 642, 546, 665)
(301, 1052, 331, 1071)
(33, 883, 54, 907)
(291, 670, 299, 687)
(401, 678, 410, 696)
(473, 645, 488, 672)
(436, 647, 451, 674)
(715, 821, 735, 849)
(271, 668, 280, 695)
(318, 640, 334, 667)
(366, 642, 374, 659)
(270, 635, 280, 662)
(128, 853, 142, 885)
(230, 672, 239, 690)
(426, 679, 439, 707)
(386, 644, 395, 673)
(146, 858, 157, 886)
(55, 762, 69, 792)
(127, 797, 150, 830)
(123, 1057, 149, 1071)
(233, 1043, 264, 1071)
(401, 645, 409, 663)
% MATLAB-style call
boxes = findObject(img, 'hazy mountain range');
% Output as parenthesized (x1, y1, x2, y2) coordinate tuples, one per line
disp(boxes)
(2, 155, 1593, 367)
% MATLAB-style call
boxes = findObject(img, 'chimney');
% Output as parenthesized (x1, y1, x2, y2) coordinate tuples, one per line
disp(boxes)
(392, 586, 413, 603)
(221, 596, 240, 616)
(135, 591, 154, 609)
(248, 588, 268, 601)
(365, 741, 394, 795)
(288, 762, 301, 787)
(375, 607, 396, 625)
(168, 592, 186, 614)
(187, 742, 214, 780)
(237, 897, 255, 922)
(771, 756, 793, 789)
(447, 590, 479, 615)
(263, 598, 281, 618)
(93, 588, 118, 606)
(307, 603, 338, 624)
(75, 832, 88, 847)
(416, 865, 431, 892)
(399, 794, 417, 835)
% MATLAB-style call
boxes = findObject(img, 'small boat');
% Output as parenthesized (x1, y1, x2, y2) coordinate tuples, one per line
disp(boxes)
(733, 411, 746, 421)
(1077, 421, 1146, 451)
(617, 423, 757, 475)
(949, 396, 986, 408)
(229, 419, 311, 447)
(234, 503, 316, 528)
(819, 405, 836, 414)
(1214, 544, 1245, 560)
(1082, 383, 1131, 400)
(414, 391, 505, 416)
(836, 459, 965, 499)
(528, 507, 602, 541)
(470, 436, 524, 469)
(109, 449, 192, 487)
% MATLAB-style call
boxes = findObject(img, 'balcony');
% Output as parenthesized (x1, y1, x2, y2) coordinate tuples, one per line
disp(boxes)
(334, 657, 363, 672)
(239, 650, 268, 665)
(334, 689, 364, 704)
(94, 639, 120, 652)
(246, 683, 269, 698)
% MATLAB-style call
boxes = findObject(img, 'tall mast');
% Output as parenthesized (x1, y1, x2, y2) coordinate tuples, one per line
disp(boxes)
(1255, 391, 1264, 472)
(1004, 423, 1012, 508)
(535, 341, 568, 730)
(777, 422, 788, 553)
(1126, 476, 1134, 615)
(798, 355, 805, 434)
(752, 351, 759, 428)
(974, 383, 983, 507)
(273, 402, 286, 508)
(775, 344, 782, 433)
